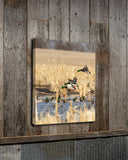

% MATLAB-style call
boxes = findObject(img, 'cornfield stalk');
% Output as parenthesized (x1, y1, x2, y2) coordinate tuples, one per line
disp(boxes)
(35, 97, 38, 124)
(64, 88, 67, 102)
(55, 90, 58, 119)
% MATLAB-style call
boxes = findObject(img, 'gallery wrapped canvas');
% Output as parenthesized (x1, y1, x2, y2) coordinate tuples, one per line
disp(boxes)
(32, 39, 95, 125)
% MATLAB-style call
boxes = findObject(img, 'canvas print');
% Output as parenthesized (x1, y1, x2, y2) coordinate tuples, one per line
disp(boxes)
(33, 43, 95, 125)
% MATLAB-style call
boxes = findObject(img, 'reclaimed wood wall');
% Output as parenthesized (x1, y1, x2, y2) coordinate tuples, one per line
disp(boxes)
(0, 0, 3, 137)
(0, 136, 127, 160)
(0, 0, 128, 137)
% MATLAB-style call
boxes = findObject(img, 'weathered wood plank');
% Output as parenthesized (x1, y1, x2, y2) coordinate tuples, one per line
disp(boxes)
(126, 1, 128, 129)
(3, 0, 27, 137)
(75, 137, 126, 160)
(49, 0, 70, 134)
(0, 0, 3, 137)
(49, 0, 69, 41)
(70, 0, 89, 133)
(89, 0, 109, 131)
(109, 0, 127, 130)
(70, 0, 89, 42)
(125, 136, 128, 159)
(0, 145, 21, 159)
(90, 0, 108, 23)
(21, 141, 74, 160)
(27, 0, 49, 135)
(0, 130, 128, 145)
(28, 0, 48, 20)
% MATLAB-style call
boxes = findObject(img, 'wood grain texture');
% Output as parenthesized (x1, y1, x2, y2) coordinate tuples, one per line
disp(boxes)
(28, 0, 48, 20)
(49, 0, 70, 134)
(0, 0, 3, 137)
(2, 0, 128, 140)
(74, 136, 126, 160)
(0, 144, 21, 159)
(90, 0, 108, 23)
(27, 0, 49, 135)
(70, 0, 89, 133)
(126, 1, 128, 129)
(0, 137, 127, 160)
(21, 141, 74, 160)
(89, 0, 109, 131)
(70, 0, 89, 42)
(49, 0, 69, 41)
(3, 0, 27, 137)
(126, 136, 128, 159)
(0, 130, 128, 145)
(109, 0, 127, 130)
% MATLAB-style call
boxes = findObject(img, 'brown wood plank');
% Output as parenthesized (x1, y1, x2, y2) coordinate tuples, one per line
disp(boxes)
(109, 0, 127, 130)
(48, 0, 70, 134)
(70, 0, 89, 132)
(28, 0, 48, 20)
(3, 0, 27, 137)
(0, 0, 3, 137)
(27, 0, 49, 135)
(0, 130, 128, 145)
(89, 0, 109, 132)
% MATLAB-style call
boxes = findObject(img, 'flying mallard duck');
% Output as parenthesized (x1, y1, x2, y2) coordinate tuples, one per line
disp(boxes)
(77, 65, 91, 75)
(62, 83, 76, 91)
(65, 77, 77, 85)
(62, 77, 79, 91)
(65, 77, 79, 88)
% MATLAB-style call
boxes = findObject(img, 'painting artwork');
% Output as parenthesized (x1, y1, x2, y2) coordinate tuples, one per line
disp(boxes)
(32, 39, 95, 125)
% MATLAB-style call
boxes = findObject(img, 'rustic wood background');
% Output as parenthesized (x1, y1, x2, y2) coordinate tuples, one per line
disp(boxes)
(0, 0, 127, 137)
(0, 136, 128, 159)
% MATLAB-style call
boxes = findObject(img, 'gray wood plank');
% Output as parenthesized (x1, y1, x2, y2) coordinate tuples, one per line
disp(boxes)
(0, 0, 3, 137)
(21, 141, 74, 160)
(90, 0, 108, 23)
(125, 136, 128, 160)
(48, 0, 70, 134)
(109, 0, 127, 130)
(3, 0, 27, 137)
(70, 0, 89, 133)
(75, 137, 126, 160)
(70, 0, 89, 42)
(89, 0, 109, 132)
(28, 0, 48, 20)
(126, 2, 128, 129)
(27, 0, 49, 135)
(0, 144, 21, 160)
(49, 0, 69, 41)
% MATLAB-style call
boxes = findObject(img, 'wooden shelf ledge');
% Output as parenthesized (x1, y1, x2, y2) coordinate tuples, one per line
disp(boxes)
(0, 130, 128, 145)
